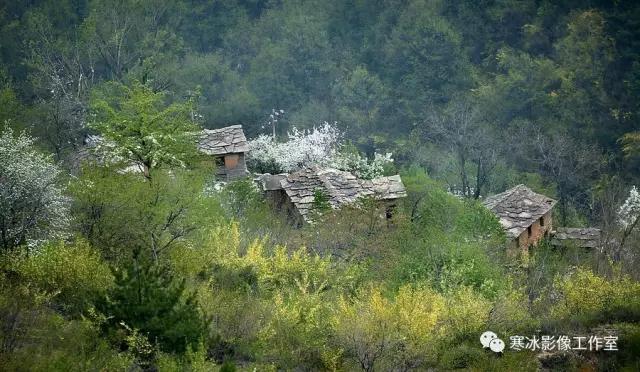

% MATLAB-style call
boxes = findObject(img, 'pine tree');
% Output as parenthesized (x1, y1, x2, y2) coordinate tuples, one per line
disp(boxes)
(99, 255, 207, 354)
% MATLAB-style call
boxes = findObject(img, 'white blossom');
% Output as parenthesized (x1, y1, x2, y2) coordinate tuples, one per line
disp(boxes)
(331, 151, 393, 179)
(618, 186, 640, 229)
(248, 121, 341, 173)
(247, 121, 392, 179)
(0, 128, 70, 250)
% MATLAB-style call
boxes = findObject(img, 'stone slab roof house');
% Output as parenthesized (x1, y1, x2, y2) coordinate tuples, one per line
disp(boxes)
(197, 125, 249, 181)
(483, 184, 557, 252)
(484, 185, 604, 253)
(257, 166, 407, 226)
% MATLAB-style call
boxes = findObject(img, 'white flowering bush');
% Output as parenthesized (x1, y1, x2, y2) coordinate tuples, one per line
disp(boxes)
(331, 151, 393, 180)
(247, 121, 393, 179)
(247, 121, 341, 173)
(618, 186, 640, 230)
(0, 128, 70, 250)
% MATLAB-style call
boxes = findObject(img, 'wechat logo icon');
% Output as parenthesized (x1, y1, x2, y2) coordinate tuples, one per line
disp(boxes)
(480, 331, 505, 353)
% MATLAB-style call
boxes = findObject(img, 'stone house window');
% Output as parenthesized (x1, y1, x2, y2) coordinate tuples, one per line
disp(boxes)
(527, 225, 532, 237)
(215, 156, 225, 168)
(540, 216, 545, 226)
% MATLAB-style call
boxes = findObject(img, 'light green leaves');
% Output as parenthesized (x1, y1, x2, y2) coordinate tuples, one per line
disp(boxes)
(90, 81, 201, 179)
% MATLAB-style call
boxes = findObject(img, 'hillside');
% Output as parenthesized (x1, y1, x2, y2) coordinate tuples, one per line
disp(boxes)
(1, 1, 640, 371)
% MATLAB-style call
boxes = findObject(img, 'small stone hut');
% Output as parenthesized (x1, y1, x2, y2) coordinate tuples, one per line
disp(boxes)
(483, 184, 556, 253)
(551, 227, 602, 249)
(257, 166, 407, 226)
(198, 125, 249, 181)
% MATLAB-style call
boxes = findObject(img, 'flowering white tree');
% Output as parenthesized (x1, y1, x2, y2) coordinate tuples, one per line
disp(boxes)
(0, 128, 69, 251)
(331, 151, 394, 180)
(248, 121, 341, 173)
(618, 185, 640, 250)
(247, 121, 393, 179)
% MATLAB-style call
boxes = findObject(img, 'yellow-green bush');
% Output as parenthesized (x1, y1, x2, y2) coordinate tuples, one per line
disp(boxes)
(440, 286, 491, 341)
(333, 285, 446, 370)
(156, 342, 218, 372)
(551, 268, 640, 325)
(246, 243, 333, 294)
(170, 223, 242, 281)
(438, 344, 487, 370)
(174, 223, 346, 295)
(0, 277, 130, 369)
(7, 239, 113, 314)
(174, 224, 357, 368)
(489, 288, 538, 335)
(257, 290, 338, 369)
(197, 287, 267, 360)
(177, 222, 505, 370)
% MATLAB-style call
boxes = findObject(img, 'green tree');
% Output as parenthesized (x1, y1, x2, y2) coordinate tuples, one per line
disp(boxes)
(90, 80, 200, 180)
(80, 0, 186, 86)
(554, 10, 616, 147)
(0, 80, 22, 130)
(70, 167, 222, 263)
(475, 47, 560, 131)
(622, 131, 640, 160)
(331, 66, 389, 143)
(422, 97, 498, 198)
(384, 0, 472, 125)
(311, 188, 332, 214)
(99, 255, 208, 354)
(172, 53, 261, 129)
(235, 0, 338, 118)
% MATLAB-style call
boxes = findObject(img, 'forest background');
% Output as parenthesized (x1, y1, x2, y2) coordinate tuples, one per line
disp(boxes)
(1, 0, 640, 370)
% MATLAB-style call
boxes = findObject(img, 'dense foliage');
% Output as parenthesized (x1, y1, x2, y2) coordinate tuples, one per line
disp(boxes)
(1, 0, 640, 370)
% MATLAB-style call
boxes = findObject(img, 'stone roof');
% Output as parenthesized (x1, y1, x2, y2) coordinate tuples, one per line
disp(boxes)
(278, 166, 407, 222)
(483, 184, 557, 239)
(198, 125, 249, 155)
(551, 227, 601, 248)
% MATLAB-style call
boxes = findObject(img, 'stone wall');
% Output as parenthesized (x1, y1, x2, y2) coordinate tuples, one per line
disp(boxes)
(527, 211, 553, 246)
(214, 152, 248, 181)
(510, 211, 554, 255)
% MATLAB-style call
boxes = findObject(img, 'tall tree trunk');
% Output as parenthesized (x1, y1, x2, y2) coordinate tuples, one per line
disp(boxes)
(457, 146, 468, 197)
(474, 157, 483, 199)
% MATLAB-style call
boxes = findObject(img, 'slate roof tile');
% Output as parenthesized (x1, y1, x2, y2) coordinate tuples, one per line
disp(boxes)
(276, 166, 407, 222)
(483, 184, 556, 239)
(198, 125, 249, 155)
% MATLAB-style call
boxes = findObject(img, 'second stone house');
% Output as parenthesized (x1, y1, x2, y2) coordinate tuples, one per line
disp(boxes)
(257, 166, 407, 226)
(482, 184, 556, 253)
